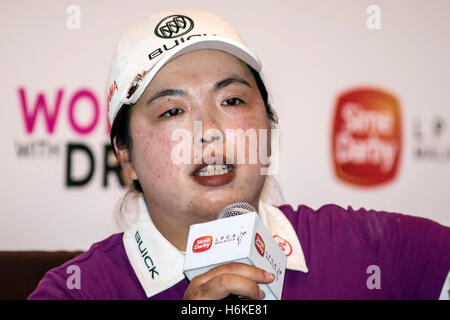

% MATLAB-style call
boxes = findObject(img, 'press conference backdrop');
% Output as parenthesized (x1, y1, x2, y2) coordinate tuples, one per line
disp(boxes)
(1, 0, 449, 251)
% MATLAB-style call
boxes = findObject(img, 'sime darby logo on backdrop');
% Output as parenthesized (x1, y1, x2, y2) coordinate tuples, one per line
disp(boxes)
(331, 87, 402, 187)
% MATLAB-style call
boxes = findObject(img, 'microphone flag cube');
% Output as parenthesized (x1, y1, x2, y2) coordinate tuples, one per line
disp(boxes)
(183, 212, 286, 300)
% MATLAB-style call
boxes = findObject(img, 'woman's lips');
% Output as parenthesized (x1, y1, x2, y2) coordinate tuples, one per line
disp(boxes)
(192, 164, 236, 186)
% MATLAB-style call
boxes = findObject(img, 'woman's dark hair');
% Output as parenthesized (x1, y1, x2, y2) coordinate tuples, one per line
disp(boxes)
(110, 65, 278, 192)
(247, 66, 278, 125)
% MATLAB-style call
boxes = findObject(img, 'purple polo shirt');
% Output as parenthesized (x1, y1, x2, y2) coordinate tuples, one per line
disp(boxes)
(28, 204, 450, 299)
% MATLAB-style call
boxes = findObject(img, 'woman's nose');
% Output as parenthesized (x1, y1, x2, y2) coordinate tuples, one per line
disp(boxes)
(192, 109, 226, 165)
(192, 107, 224, 145)
(194, 118, 224, 146)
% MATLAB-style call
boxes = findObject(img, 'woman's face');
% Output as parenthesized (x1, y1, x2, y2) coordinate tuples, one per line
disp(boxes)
(124, 49, 271, 222)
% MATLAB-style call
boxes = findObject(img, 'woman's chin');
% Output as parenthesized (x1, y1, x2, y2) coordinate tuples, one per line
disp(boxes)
(190, 193, 253, 218)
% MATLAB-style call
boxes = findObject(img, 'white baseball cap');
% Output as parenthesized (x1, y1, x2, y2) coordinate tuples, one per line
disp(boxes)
(106, 8, 262, 126)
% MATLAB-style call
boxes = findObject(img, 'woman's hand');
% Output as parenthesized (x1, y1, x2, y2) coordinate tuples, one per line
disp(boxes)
(183, 262, 275, 300)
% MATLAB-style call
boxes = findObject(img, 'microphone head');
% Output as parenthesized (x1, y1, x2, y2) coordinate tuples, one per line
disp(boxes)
(217, 202, 257, 220)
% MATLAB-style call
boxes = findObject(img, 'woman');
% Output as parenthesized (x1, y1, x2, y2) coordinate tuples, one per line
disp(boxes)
(29, 8, 449, 300)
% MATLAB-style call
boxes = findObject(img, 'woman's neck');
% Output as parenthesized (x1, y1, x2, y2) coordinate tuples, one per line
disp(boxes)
(145, 202, 212, 252)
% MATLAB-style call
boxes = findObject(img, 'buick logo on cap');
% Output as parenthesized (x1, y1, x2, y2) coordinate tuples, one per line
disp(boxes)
(154, 15, 194, 39)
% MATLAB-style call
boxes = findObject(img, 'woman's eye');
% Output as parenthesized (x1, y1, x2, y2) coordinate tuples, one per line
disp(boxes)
(159, 107, 184, 118)
(222, 97, 244, 106)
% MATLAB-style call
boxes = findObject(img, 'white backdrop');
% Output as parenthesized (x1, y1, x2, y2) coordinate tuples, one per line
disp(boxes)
(1, 0, 449, 251)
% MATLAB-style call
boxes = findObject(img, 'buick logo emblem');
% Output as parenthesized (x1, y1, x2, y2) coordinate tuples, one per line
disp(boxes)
(154, 15, 194, 39)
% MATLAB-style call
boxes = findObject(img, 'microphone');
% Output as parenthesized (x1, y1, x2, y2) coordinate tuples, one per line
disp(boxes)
(217, 202, 256, 219)
(183, 202, 286, 300)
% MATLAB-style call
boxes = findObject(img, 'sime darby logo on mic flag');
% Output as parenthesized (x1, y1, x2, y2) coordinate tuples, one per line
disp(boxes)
(192, 236, 213, 253)
(331, 87, 402, 187)
(254, 233, 265, 257)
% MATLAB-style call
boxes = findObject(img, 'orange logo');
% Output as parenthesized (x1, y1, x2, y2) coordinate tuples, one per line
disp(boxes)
(273, 235, 292, 257)
(332, 87, 402, 186)
(192, 236, 212, 253)
(254, 233, 265, 257)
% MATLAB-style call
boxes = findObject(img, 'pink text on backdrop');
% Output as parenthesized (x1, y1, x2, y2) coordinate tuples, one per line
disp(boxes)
(18, 87, 111, 135)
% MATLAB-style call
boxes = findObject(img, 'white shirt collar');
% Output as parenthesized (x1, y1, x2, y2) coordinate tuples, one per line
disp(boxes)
(123, 194, 308, 298)
(257, 199, 309, 274)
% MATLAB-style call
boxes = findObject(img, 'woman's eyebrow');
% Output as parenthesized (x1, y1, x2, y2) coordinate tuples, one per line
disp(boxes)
(146, 76, 250, 105)
(146, 88, 186, 105)
(212, 76, 252, 92)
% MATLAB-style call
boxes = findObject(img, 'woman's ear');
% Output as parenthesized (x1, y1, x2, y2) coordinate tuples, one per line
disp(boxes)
(113, 136, 137, 181)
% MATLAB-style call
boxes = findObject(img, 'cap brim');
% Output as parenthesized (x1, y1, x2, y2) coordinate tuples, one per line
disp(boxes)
(126, 36, 262, 105)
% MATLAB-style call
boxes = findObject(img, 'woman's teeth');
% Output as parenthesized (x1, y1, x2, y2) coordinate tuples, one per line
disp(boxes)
(195, 164, 233, 176)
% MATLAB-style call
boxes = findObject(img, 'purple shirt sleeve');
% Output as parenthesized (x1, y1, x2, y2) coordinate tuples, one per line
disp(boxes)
(27, 270, 81, 300)
(27, 233, 149, 300)
(346, 206, 450, 299)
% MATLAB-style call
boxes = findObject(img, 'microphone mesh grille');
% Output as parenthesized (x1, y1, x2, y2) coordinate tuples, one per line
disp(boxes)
(217, 202, 256, 220)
